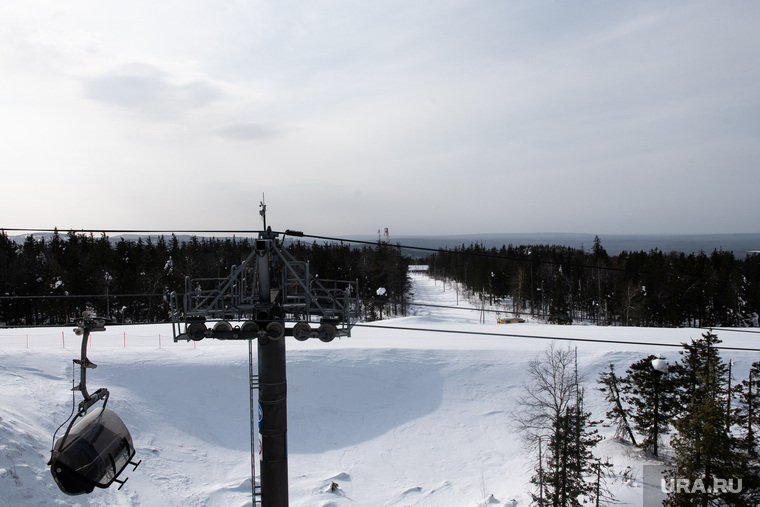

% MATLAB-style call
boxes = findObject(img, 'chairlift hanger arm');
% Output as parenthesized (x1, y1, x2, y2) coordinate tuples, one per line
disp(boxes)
(72, 318, 107, 404)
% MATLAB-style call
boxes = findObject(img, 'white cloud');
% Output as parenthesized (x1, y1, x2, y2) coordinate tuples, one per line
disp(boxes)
(217, 123, 281, 141)
(84, 64, 225, 119)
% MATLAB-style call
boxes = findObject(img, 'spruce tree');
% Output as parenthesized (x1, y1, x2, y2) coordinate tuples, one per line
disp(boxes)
(736, 362, 760, 454)
(666, 332, 742, 507)
(548, 272, 572, 325)
(622, 355, 675, 457)
(733, 361, 760, 504)
(538, 390, 607, 506)
(519, 344, 608, 506)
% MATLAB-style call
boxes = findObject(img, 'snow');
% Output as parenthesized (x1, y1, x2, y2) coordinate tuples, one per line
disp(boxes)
(1, 273, 758, 506)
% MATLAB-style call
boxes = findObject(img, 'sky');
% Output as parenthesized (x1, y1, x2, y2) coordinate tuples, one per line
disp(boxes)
(2, 1, 759, 237)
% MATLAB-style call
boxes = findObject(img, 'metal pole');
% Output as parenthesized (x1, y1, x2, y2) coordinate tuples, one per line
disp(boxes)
(258, 336, 288, 506)
(653, 370, 660, 458)
(249, 338, 259, 506)
(256, 238, 289, 507)
(727, 359, 733, 432)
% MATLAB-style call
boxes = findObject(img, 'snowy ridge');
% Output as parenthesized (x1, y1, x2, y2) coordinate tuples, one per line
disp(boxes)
(1, 274, 758, 506)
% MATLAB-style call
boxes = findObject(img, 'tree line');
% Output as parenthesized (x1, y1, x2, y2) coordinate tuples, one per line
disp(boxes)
(0, 230, 410, 326)
(425, 236, 760, 328)
(522, 333, 760, 506)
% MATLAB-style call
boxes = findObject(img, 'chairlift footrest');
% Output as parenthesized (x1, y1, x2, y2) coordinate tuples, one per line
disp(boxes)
(74, 358, 98, 369)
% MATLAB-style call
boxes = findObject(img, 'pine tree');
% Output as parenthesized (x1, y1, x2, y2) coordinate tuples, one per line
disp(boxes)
(622, 355, 675, 457)
(598, 363, 637, 446)
(666, 332, 742, 507)
(548, 272, 572, 325)
(733, 361, 760, 504)
(735, 362, 760, 451)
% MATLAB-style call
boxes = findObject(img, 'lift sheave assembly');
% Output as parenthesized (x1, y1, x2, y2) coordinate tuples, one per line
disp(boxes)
(48, 314, 140, 496)
(169, 227, 360, 344)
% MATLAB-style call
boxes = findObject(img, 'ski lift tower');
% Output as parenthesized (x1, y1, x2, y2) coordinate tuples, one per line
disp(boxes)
(170, 203, 360, 506)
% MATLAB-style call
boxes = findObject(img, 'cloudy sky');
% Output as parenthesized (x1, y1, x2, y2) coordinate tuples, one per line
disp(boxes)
(2, 1, 758, 237)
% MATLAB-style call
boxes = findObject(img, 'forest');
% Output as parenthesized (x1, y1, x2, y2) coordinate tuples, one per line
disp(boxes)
(0, 230, 410, 326)
(424, 236, 760, 328)
(3, 230, 760, 330)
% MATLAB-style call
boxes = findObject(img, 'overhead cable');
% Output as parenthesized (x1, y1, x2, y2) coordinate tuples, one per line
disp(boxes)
(353, 323, 760, 352)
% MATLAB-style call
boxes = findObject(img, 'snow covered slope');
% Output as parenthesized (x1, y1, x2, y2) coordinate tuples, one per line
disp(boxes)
(1, 274, 757, 506)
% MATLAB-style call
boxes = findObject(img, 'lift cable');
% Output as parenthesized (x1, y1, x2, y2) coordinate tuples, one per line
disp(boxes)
(0, 293, 165, 300)
(5, 289, 759, 337)
(288, 232, 685, 277)
(352, 323, 760, 352)
(704, 326, 760, 335)
(2, 282, 757, 349)
(5, 291, 757, 336)
(281, 231, 760, 289)
(4, 290, 758, 340)
(367, 300, 760, 334)
(1, 227, 264, 235)
(230, 228, 755, 285)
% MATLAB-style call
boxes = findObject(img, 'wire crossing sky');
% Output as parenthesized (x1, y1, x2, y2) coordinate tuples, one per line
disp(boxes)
(2, 1, 759, 236)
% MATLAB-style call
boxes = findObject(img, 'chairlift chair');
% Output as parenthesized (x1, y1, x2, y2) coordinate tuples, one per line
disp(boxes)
(48, 317, 140, 496)
(49, 400, 138, 495)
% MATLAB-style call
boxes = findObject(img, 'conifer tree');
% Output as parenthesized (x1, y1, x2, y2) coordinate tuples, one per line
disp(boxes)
(622, 355, 675, 457)
(548, 272, 572, 325)
(598, 363, 637, 446)
(537, 403, 603, 507)
(519, 344, 608, 506)
(666, 332, 742, 507)
(733, 361, 760, 504)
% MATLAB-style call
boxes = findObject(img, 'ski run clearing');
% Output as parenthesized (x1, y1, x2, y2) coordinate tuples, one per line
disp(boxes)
(1, 273, 758, 506)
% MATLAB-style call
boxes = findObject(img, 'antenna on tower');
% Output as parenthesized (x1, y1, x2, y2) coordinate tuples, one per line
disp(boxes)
(259, 194, 267, 230)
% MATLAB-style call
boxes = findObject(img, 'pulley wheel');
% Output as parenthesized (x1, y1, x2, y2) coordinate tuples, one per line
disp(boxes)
(317, 323, 336, 343)
(266, 321, 285, 340)
(214, 321, 232, 332)
(292, 322, 311, 341)
(187, 322, 207, 341)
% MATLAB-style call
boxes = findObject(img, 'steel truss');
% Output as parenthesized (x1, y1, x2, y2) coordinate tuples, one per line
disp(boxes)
(169, 228, 360, 343)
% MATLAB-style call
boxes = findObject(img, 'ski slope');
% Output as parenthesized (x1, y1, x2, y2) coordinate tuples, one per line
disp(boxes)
(1, 273, 758, 506)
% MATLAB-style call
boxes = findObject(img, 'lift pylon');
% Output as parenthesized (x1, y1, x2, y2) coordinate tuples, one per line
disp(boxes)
(169, 216, 360, 507)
